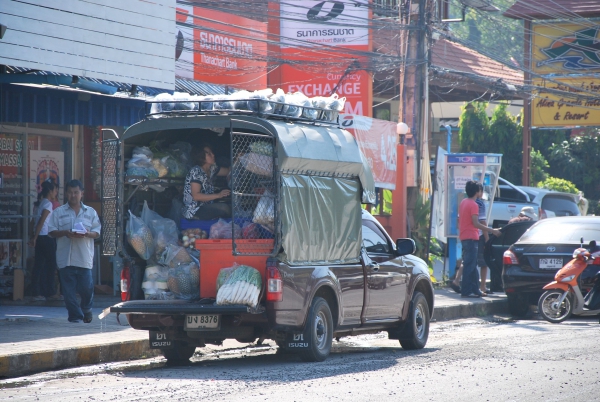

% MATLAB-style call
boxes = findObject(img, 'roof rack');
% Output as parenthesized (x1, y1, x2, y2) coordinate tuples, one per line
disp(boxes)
(144, 98, 341, 127)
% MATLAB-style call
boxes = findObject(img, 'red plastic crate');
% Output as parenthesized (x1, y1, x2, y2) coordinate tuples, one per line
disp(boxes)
(195, 239, 275, 298)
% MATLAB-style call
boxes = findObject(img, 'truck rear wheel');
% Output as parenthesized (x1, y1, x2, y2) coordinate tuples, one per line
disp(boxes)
(399, 291, 430, 350)
(162, 342, 196, 364)
(299, 297, 333, 362)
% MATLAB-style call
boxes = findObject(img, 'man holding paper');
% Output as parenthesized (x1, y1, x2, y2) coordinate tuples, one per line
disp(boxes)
(48, 180, 101, 323)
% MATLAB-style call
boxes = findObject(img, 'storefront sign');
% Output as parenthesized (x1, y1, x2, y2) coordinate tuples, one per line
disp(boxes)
(532, 77, 600, 127)
(533, 23, 600, 74)
(341, 115, 397, 189)
(0, 134, 24, 245)
(175, 5, 267, 90)
(280, 1, 369, 47)
(29, 151, 65, 213)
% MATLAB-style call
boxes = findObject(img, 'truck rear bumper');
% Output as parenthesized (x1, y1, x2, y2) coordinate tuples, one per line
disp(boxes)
(108, 299, 263, 315)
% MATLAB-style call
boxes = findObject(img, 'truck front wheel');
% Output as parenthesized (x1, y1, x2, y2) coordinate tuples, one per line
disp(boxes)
(299, 297, 333, 362)
(162, 342, 196, 364)
(399, 291, 430, 350)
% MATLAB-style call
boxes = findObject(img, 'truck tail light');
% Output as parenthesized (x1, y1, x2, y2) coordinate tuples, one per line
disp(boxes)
(266, 260, 283, 302)
(539, 208, 547, 220)
(503, 250, 519, 265)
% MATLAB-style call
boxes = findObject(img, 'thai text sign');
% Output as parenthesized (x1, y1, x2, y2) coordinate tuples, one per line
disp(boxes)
(175, 6, 267, 90)
(532, 77, 600, 127)
(533, 23, 600, 74)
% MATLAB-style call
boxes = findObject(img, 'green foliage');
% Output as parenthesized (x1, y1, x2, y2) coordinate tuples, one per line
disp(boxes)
(547, 135, 600, 200)
(488, 103, 522, 184)
(410, 194, 438, 282)
(538, 177, 579, 194)
(530, 149, 549, 187)
(458, 102, 489, 152)
(449, 3, 524, 66)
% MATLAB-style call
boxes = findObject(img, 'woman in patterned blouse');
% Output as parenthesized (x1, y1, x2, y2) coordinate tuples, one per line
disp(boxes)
(182, 145, 231, 220)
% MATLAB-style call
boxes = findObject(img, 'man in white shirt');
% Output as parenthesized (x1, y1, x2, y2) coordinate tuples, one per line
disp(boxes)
(48, 180, 101, 323)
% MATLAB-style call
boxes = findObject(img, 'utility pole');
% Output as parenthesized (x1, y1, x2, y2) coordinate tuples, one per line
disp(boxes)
(399, 0, 429, 232)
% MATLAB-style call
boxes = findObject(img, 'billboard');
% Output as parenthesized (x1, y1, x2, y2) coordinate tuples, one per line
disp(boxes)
(278, 1, 371, 116)
(175, 5, 267, 90)
(533, 23, 600, 74)
(0, 0, 175, 89)
(532, 77, 600, 127)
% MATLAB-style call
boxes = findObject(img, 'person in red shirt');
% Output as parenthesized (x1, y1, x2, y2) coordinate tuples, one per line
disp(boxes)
(459, 181, 501, 298)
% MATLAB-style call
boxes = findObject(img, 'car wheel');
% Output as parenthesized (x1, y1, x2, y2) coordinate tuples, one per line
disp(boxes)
(399, 291, 430, 350)
(162, 342, 196, 364)
(507, 293, 529, 317)
(299, 297, 333, 362)
(538, 290, 573, 323)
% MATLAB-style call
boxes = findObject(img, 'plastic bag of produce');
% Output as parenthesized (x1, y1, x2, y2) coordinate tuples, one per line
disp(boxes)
(167, 261, 200, 300)
(216, 264, 262, 307)
(126, 154, 159, 178)
(209, 218, 242, 239)
(132, 146, 153, 159)
(241, 222, 261, 239)
(216, 266, 236, 292)
(249, 141, 273, 156)
(180, 228, 208, 250)
(252, 190, 274, 227)
(240, 152, 272, 177)
(172, 92, 198, 111)
(126, 210, 154, 260)
(270, 88, 286, 115)
(142, 264, 170, 299)
(324, 95, 346, 121)
(158, 244, 193, 268)
(284, 92, 310, 118)
(150, 93, 175, 114)
(141, 200, 162, 226)
(152, 156, 170, 178)
(248, 88, 274, 113)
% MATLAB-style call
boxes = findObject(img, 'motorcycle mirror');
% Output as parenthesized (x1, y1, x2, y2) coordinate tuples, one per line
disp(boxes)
(581, 237, 584, 247)
(590, 240, 597, 251)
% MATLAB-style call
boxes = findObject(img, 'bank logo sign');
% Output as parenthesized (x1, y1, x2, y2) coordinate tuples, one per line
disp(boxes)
(280, 1, 369, 48)
(533, 23, 600, 74)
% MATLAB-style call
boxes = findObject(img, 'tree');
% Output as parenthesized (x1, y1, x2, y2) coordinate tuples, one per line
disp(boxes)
(449, 2, 524, 66)
(530, 149, 549, 187)
(488, 103, 522, 184)
(458, 102, 489, 152)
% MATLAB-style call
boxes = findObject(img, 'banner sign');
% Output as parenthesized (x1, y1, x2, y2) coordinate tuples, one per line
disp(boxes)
(341, 115, 397, 189)
(533, 23, 600, 74)
(280, 1, 369, 48)
(532, 77, 600, 127)
(175, 5, 267, 90)
(29, 151, 65, 215)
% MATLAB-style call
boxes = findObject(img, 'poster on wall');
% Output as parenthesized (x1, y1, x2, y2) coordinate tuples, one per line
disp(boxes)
(0, 240, 22, 272)
(29, 150, 64, 215)
(0, 133, 24, 242)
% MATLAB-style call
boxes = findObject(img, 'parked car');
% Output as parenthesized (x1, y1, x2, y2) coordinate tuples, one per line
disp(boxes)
(518, 186, 581, 219)
(488, 177, 580, 228)
(489, 217, 600, 317)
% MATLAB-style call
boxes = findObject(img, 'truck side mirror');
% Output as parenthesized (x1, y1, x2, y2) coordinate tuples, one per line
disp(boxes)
(396, 238, 416, 256)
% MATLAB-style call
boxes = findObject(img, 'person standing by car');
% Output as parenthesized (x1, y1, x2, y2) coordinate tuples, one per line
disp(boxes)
(459, 181, 501, 298)
(28, 181, 59, 301)
(476, 183, 492, 295)
(48, 180, 101, 323)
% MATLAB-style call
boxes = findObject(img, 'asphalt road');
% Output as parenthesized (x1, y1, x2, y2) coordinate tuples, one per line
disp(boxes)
(2, 315, 600, 401)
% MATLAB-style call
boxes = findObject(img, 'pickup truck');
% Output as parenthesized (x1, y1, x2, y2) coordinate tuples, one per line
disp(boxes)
(102, 96, 434, 363)
(489, 178, 580, 227)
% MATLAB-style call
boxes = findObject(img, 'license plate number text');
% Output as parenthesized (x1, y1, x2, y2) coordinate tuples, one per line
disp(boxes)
(539, 258, 563, 269)
(185, 314, 220, 330)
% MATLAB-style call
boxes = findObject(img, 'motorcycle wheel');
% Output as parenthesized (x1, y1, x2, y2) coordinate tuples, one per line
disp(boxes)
(538, 290, 573, 323)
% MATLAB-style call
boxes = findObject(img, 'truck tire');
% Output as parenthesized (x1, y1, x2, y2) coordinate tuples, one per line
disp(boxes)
(162, 342, 196, 364)
(299, 297, 333, 362)
(507, 293, 529, 317)
(399, 291, 430, 350)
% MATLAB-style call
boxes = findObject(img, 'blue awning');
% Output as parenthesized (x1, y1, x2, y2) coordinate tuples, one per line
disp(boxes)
(1, 83, 145, 127)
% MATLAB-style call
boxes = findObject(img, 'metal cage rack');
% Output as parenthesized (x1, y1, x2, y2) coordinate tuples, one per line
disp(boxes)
(144, 98, 342, 126)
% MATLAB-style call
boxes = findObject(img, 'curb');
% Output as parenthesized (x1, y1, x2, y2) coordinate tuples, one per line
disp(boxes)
(0, 301, 508, 379)
(433, 298, 507, 321)
(0, 339, 161, 378)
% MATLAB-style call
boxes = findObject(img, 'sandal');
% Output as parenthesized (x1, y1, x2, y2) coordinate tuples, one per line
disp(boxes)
(448, 282, 461, 294)
(83, 312, 93, 324)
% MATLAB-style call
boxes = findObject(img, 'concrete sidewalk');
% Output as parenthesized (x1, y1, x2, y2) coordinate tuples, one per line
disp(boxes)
(0, 288, 507, 379)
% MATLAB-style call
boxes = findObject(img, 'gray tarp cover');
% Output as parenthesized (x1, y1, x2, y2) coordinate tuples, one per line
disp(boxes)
(270, 120, 376, 204)
(281, 175, 362, 265)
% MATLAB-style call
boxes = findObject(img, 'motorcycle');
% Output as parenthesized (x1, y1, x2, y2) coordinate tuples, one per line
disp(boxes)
(538, 239, 600, 323)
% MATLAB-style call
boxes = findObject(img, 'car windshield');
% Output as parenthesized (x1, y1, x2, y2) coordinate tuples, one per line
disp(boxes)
(519, 220, 600, 243)
(541, 195, 580, 216)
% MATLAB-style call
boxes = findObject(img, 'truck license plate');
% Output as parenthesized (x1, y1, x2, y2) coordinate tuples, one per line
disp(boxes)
(539, 258, 563, 269)
(185, 314, 220, 330)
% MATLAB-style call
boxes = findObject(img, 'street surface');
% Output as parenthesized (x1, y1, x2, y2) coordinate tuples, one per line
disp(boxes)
(2, 315, 599, 401)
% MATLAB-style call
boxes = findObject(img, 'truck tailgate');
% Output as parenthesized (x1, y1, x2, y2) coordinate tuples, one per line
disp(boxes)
(109, 299, 263, 315)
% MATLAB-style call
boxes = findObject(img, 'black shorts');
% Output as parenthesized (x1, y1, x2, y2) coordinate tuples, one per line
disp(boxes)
(477, 235, 487, 267)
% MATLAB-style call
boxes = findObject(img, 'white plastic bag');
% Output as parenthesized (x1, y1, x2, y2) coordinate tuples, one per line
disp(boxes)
(252, 190, 274, 227)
